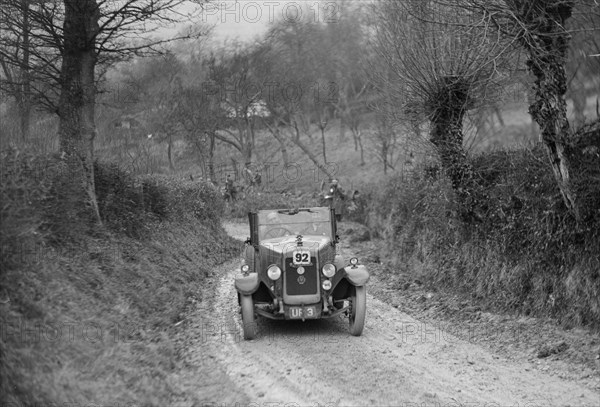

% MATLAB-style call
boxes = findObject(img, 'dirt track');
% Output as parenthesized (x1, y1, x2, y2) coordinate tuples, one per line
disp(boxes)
(174, 222, 600, 407)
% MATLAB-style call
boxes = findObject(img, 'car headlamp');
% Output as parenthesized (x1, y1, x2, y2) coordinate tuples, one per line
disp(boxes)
(322, 263, 336, 278)
(241, 264, 250, 273)
(349, 257, 359, 266)
(322, 279, 332, 290)
(267, 264, 282, 280)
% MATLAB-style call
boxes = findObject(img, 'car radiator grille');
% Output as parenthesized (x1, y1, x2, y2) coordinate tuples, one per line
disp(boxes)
(284, 257, 318, 296)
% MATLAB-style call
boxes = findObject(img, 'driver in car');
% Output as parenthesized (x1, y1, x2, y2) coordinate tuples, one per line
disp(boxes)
(261, 212, 291, 238)
(267, 211, 280, 223)
(304, 222, 325, 235)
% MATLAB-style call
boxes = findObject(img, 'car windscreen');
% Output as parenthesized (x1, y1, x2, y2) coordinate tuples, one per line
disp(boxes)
(257, 208, 332, 240)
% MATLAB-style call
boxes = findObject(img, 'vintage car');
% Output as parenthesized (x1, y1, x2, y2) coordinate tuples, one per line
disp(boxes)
(234, 207, 369, 340)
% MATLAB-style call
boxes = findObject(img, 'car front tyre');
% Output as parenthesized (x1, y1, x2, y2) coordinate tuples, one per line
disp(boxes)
(241, 294, 257, 340)
(349, 285, 366, 336)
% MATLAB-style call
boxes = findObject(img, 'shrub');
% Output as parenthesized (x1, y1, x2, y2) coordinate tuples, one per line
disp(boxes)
(95, 165, 225, 235)
(94, 162, 150, 238)
(370, 166, 458, 267)
(369, 145, 600, 327)
(568, 119, 600, 223)
(140, 174, 224, 225)
(1, 152, 227, 245)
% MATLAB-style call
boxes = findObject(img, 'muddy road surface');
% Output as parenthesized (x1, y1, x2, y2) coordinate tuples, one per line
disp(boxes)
(173, 222, 599, 406)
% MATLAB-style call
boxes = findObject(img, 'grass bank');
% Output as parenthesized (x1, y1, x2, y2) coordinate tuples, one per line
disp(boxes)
(360, 124, 600, 329)
(0, 149, 240, 405)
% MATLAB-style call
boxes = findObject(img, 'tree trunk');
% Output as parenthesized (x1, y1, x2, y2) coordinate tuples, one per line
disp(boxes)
(242, 138, 252, 169)
(320, 124, 327, 162)
(239, 119, 253, 167)
(167, 133, 175, 171)
(269, 125, 289, 167)
(19, 99, 31, 142)
(57, 0, 101, 223)
(352, 127, 365, 166)
(570, 88, 586, 129)
(339, 116, 346, 141)
(429, 78, 479, 221)
(517, 1, 578, 218)
(411, 118, 421, 139)
(358, 133, 365, 166)
(19, 0, 31, 141)
(383, 144, 388, 174)
(250, 117, 256, 154)
(264, 118, 291, 167)
(208, 133, 216, 183)
(430, 108, 471, 193)
(290, 124, 334, 180)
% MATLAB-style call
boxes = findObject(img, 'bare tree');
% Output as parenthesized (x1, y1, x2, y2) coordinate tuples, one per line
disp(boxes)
(372, 0, 510, 219)
(145, 54, 185, 171)
(57, 0, 102, 219)
(369, 110, 400, 175)
(0, 0, 61, 138)
(178, 70, 225, 183)
(325, 2, 372, 165)
(0, 0, 31, 140)
(1, 0, 206, 222)
(203, 50, 262, 169)
(565, 2, 600, 127)
(257, 23, 339, 180)
(450, 0, 600, 219)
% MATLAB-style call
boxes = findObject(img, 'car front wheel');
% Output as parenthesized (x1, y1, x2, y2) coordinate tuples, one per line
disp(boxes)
(240, 295, 257, 340)
(349, 285, 366, 336)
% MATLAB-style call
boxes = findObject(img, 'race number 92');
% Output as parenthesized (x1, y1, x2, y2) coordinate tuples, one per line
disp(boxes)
(292, 249, 310, 265)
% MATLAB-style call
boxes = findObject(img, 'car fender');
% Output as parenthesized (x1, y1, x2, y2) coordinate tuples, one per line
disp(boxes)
(334, 254, 345, 270)
(235, 273, 260, 295)
(344, 264, 370, 286)
(243, 245, 256, 273)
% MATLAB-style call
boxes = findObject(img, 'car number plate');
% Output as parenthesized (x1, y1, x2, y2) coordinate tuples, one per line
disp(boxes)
(289, 306, 317, 319)
(292, 248, 311, 265)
